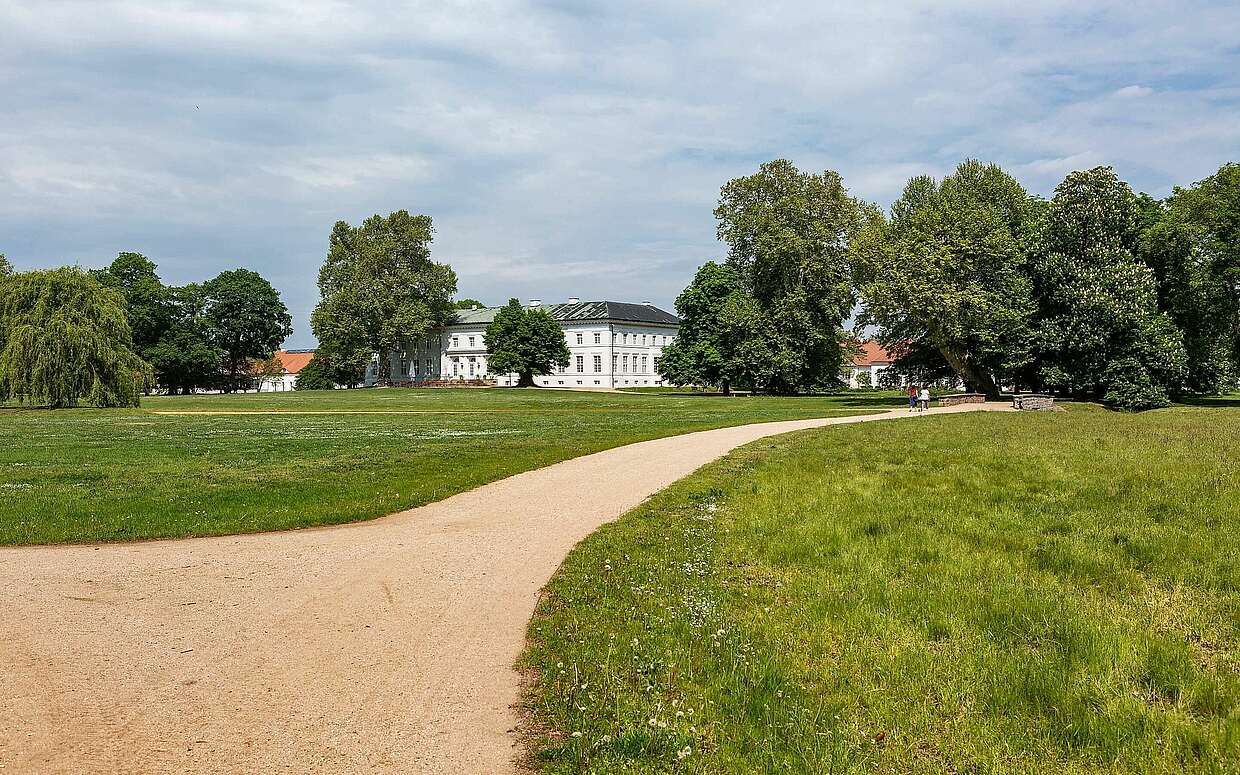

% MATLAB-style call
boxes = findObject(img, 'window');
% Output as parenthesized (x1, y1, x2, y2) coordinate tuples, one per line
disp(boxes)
(399, 358, 409, 376)
(451, 336, 458, 348)
(641, 356, 648, 373)
(622, 355, 629, 373)
(641, 334, 646, 345)
(468, 357, 476, 376)
(612, 354, 618, 372)
(593, 332, 600, 344)
(576, 332, 583, 345)
(593, 355, 602, 372)
(451, 357, 459, 376)
(468, 336, 475, 348)
(576, 355, 584, 372)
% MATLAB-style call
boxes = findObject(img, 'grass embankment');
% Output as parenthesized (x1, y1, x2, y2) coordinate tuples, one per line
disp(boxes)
(522, 404, 1240, 773)
(0, 388, 892, 544)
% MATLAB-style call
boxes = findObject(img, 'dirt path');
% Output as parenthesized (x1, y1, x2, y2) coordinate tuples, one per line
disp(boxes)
(0, 403, 1006, 774)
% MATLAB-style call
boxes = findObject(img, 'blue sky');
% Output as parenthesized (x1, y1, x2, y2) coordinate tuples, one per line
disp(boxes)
(3, 1, 1238, 348)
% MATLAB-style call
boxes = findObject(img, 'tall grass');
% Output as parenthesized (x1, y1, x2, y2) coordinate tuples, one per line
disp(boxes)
(522, 405, 1240, 773)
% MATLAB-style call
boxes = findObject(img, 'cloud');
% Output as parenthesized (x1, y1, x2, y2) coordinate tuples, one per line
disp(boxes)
(2, 1, 1238, 345)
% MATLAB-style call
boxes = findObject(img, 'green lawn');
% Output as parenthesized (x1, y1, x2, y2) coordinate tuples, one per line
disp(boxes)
(522, 404, 1240, 773)
(0, 388, 892, 544)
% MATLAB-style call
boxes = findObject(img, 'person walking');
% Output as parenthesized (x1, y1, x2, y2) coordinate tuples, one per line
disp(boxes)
(907, 384, 918, 412)
(918, 386, 931, 414)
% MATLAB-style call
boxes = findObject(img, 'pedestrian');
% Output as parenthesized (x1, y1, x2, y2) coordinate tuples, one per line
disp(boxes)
(907, 383, 917, 412)
(918, 385, 931, 413)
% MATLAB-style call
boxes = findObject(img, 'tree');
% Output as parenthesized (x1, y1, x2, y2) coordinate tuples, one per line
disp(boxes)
(0, 267, 151, 408)
(484, 298, 570, 387)
(1142, 162, 1240, 394)
(294, 355, 335, 390)
(91, 252, 173, 358)
(145, 283, 221, 394)
(454, 298, 485, 310)
(1029, 167, 1187, 410)
(0, 254, 11, 278)
(714, 159, 862, 393)
(202, 269, 292, 391)
(853, 160, 1038, 398)
(656, 261, 752, 395)
(311, 211, 457, 387)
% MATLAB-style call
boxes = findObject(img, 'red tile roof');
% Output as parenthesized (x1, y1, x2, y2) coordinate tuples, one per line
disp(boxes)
(273, 350, 315, 375)
(851, 341, 893, 366)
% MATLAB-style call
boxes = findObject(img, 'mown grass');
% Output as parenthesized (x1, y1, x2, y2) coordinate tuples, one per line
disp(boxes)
(521, 404, 1240, 773)
(0, 388, 890, 544)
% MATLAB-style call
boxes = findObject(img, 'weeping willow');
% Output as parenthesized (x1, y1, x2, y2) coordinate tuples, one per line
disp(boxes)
(0, 267, 152, 408)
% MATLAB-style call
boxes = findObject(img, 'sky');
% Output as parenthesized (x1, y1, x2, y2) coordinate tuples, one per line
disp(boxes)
(3, 1, 1239, 348)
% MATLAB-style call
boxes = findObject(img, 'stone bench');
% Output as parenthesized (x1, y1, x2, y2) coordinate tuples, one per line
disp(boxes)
(938, 393, 986, 406)
(1013, 394, 1056, 411)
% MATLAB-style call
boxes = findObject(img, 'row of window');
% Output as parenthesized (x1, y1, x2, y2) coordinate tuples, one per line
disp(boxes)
(558, 354, 650, 374)
(445, 331, 675, 349)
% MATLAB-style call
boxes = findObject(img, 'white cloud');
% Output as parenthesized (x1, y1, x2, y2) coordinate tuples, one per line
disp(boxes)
(1114, 84, 1154, 99)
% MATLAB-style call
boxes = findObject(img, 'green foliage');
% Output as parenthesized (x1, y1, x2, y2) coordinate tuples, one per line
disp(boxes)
(311, 210, 457, 385)
(0, 254, 12, 278)
(523, 407, 1240, 773)
(1030, 167, 1186, 410)
(854, 160, 1037, 397)
(454, 298, 485, 310)
(0, 267, 151, 408)
(202, 268, 292, 391)
(484, 298, 570, 386)
(708, 159, 863, 393)
(656, 262, 751, 393)
(92, 252, 173, 357)
(1143, 162, 1240, 394)
(294, 355, 335, 390)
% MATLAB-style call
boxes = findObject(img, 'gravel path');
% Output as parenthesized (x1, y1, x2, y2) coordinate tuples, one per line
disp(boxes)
(0, 403, 1005, 774)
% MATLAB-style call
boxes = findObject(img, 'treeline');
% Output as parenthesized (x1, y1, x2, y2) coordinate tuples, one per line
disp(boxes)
(658, 160, 1240, 410)
(0, 252, 292, 407)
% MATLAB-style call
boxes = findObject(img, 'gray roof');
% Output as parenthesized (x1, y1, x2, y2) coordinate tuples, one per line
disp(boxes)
(448, 301, 678, 327)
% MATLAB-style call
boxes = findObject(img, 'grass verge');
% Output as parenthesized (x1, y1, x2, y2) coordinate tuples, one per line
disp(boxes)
(0, 388, 890, 544)
(521, 404, 1240, 773)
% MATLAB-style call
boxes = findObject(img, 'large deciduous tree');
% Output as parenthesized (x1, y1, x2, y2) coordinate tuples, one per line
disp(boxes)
(312, 211, 457, 386)
(484, 299, 570, 387)
(1142, 162, 1240, 394)
(202, 269, 292, 392)
(0, 267, 151, 408)
(0, 254, 12, 278)
(91, 252, 173, 358)
(294, 355, 335, 390)
(853, 160, 1038, 398)
(145, 283, 221, 394)
(714, 159, 861, 393)
(1030, 167, 1186, 410)
(656, 261, 753, 395)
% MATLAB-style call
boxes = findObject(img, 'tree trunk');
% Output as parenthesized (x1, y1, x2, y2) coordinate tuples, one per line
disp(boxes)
(721, 378, 731, 396)
(517, 371, 536, 387)
(939, 346, 1001, 400)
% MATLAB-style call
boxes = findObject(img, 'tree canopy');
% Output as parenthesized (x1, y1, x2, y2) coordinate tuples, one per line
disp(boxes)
(294, 355, 336, 390)
(1029, 167, 1186, 410)
(92, 252, 173, 358)
(202, 269, 292, 392)
(0, 268, 151, 408)
(853, 160, 1037, 398)
(454, 298, 485, 310)
(712, 159, 863, 393)
(484, 298, 570, 387)
(656, 261, 753, 394)
(312, 210, 457, 386)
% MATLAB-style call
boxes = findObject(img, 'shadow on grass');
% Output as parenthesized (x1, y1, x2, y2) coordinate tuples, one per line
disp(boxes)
(1178, 395, 1240, 408)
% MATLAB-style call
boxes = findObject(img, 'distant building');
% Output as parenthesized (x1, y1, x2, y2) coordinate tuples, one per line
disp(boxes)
(259, 349, 316, 392)
(847, 341, 894, 388)
(367, 299, 681, 388)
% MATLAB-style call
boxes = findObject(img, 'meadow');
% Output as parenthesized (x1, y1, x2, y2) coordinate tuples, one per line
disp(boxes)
(522, 403, 1240, 773)
(0, 388, 892, 544)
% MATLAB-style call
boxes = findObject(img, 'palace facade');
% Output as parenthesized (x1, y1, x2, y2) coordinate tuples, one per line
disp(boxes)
(366, 299, 680, 388)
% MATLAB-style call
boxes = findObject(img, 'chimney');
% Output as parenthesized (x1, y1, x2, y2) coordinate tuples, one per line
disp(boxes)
(528, 299, 542, 308)
(567, 296, 580, 305)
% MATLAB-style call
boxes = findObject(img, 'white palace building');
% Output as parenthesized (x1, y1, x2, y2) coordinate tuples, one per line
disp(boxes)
(366, 298, 681, 389)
